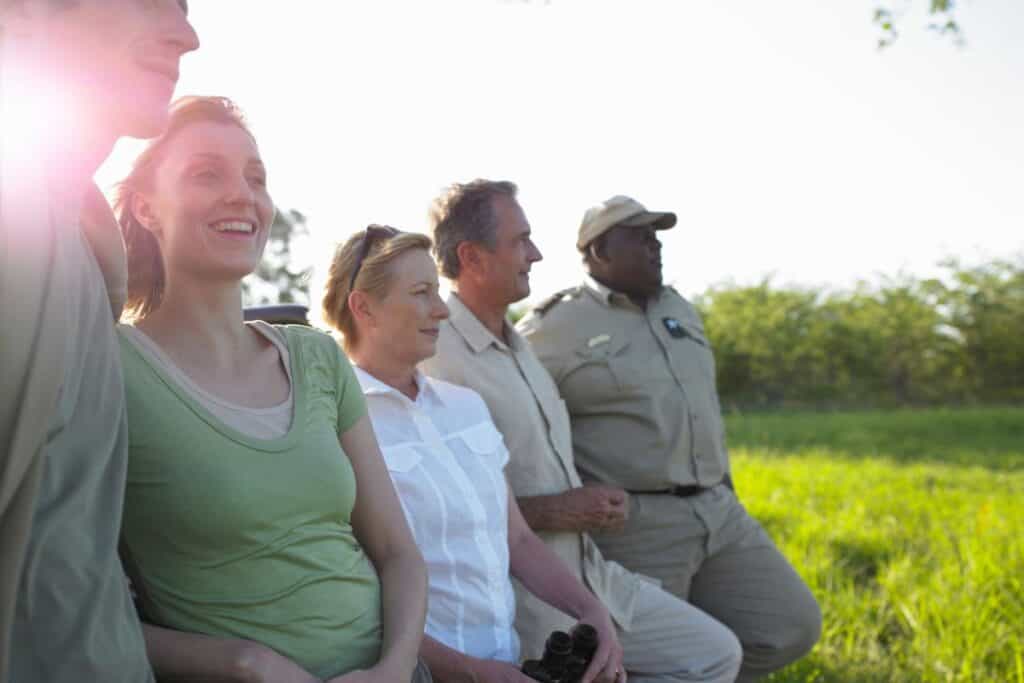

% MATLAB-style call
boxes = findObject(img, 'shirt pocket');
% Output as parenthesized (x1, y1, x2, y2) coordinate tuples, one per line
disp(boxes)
(568, 334, 632, 397)
(381, 443, 424, 473)
(603, 336, 664, 392)
(672, 322, 717, 387)
(453, 422, 509, 469)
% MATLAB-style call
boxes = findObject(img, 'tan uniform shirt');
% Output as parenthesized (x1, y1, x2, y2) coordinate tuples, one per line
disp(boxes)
(517, 278, 729, 491)
(421, 294, 644, 658)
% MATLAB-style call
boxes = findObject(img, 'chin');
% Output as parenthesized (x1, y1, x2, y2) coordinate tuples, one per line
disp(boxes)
(120, 108, 172, 141)
(108, 87, 175, 140)
(416, 341, 439, 364)
(509, 285, 531, 304)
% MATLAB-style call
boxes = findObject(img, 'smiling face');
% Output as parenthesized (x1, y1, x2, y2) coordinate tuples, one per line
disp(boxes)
(478, 194, 543, 305)
(7, 0, 199, 140)
(362, 248, 450, 367)
(133, 121, 274, 286)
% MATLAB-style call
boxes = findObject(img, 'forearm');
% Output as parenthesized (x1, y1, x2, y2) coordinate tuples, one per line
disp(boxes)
(419, 635, 478, 683)
(508, 524, 599, 621)
(374, 546, 429, 680)
(141, 623, 259, 682)
(516, 492, 588, 533)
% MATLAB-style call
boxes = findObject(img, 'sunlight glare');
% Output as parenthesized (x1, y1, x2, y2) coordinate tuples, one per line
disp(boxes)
(1, 62, 79, 175)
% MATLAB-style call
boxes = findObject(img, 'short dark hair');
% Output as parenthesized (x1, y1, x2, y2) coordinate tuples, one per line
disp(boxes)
(428, 179, 518, 279)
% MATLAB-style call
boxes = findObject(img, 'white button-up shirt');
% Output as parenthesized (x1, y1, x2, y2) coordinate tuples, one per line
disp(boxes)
(355, 367, 519, 663)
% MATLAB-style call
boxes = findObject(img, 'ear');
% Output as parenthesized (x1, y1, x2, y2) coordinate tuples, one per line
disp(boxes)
(347, 289, 376, 330)
(589, 237, 611, 264)
(455, 240, 485, 278)
(130, 192, 162, 236)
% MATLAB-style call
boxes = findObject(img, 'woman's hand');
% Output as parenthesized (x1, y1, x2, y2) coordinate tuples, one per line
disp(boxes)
(232, 640, 320, 683)
(576, 604, 626, 683)
(326, 660, 420, 683)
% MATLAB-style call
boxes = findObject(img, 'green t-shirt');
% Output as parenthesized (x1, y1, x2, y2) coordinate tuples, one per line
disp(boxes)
(119, 325, 382, 680)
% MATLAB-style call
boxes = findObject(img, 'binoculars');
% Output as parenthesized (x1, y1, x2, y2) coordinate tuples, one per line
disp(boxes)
(521, 624, 599, 683)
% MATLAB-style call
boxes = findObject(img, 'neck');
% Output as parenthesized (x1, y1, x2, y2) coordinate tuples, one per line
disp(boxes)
(136, 275, 251, 369)
(452, 281, 509, 341)
(589, 271, 653, 310)
(351, 345, 419, 401)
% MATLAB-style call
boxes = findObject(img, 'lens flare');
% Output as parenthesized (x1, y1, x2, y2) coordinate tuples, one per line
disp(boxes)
(1, 61, 79, 175)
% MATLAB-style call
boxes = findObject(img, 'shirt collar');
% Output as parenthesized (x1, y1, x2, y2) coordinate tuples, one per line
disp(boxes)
(445, 293, 517, 354)
(354, 365, 446, 409)
(582, 274, 665, 310)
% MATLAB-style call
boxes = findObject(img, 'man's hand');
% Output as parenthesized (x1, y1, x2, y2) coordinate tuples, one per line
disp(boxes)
(575, 606, 626, 683)
(560, 485, 629, 533)
(232, 641, 320, 683)
(468, 657, 536, 683)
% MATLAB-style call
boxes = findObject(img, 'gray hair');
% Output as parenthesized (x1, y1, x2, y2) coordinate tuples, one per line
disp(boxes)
(428, 179, 518, 279)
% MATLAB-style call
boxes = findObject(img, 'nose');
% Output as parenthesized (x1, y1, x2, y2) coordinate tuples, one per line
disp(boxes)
(224, 171, 258, 208)
(165, 5, 200, 56)
(528, 239, 543, 263)
(433, 294, 450, 320)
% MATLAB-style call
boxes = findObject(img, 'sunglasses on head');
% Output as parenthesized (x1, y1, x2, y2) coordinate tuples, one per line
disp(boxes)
(349, 225, 397, 291)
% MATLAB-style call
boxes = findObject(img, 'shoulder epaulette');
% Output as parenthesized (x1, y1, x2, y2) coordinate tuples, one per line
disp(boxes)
(532, 287, 580, 317)
(665, 285, 690, 303)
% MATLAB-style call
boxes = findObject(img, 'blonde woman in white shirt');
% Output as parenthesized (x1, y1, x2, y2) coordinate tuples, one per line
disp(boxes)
(321, 226, 625, 683)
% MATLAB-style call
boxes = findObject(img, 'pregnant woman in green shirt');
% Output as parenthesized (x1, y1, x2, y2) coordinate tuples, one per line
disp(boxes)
(111, 96, 428, 683)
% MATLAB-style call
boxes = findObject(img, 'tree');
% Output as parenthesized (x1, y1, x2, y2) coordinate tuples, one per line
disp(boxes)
(874, 0, 963, 49)
(694, 257, 1021, 409)
(243, 208, 312, 307)
(932, 258, 1024, 402)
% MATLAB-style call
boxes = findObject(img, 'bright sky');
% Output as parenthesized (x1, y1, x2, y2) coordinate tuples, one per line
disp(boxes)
(96, 0, 1024, 305)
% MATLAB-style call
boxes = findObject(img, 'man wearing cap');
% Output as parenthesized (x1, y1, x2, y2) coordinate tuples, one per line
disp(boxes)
(516, 196, 822, 681)
(422, 179, 743, 683)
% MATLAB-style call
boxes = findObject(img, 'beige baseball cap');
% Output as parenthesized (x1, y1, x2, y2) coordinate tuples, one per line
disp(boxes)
(576, 195, 677, 251)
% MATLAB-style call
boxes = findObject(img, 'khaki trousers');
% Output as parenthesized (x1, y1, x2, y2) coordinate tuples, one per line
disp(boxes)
(619, 578, 742, 683)
(594, 485, 821, 682)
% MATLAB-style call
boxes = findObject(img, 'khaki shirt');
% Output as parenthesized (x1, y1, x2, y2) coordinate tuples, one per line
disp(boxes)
(517, 278, 729, 491)
(421, 294, 644, 658)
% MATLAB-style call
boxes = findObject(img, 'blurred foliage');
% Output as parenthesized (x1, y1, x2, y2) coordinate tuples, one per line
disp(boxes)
(874, 0, 964, 49)
(694, 257, 1024, 409)
(243, 208, 311, 306)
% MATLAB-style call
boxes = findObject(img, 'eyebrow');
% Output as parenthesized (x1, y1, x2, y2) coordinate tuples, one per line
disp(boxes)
(186, 153, 265, 168)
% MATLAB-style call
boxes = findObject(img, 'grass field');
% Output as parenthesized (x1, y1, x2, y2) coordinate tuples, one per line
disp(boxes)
(724, 407, 1024, 682)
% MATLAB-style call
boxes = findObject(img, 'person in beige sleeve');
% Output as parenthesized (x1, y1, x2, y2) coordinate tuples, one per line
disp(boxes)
(420, 180, 742, 683)
(516, 196, 822, 681)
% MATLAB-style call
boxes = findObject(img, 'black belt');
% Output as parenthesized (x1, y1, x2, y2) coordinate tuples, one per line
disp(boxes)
(626, 483, 712, 498)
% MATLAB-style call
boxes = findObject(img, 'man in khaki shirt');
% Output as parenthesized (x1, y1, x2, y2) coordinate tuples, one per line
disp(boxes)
(421, 180, 743, 683)
(517, 196, 821, 681)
